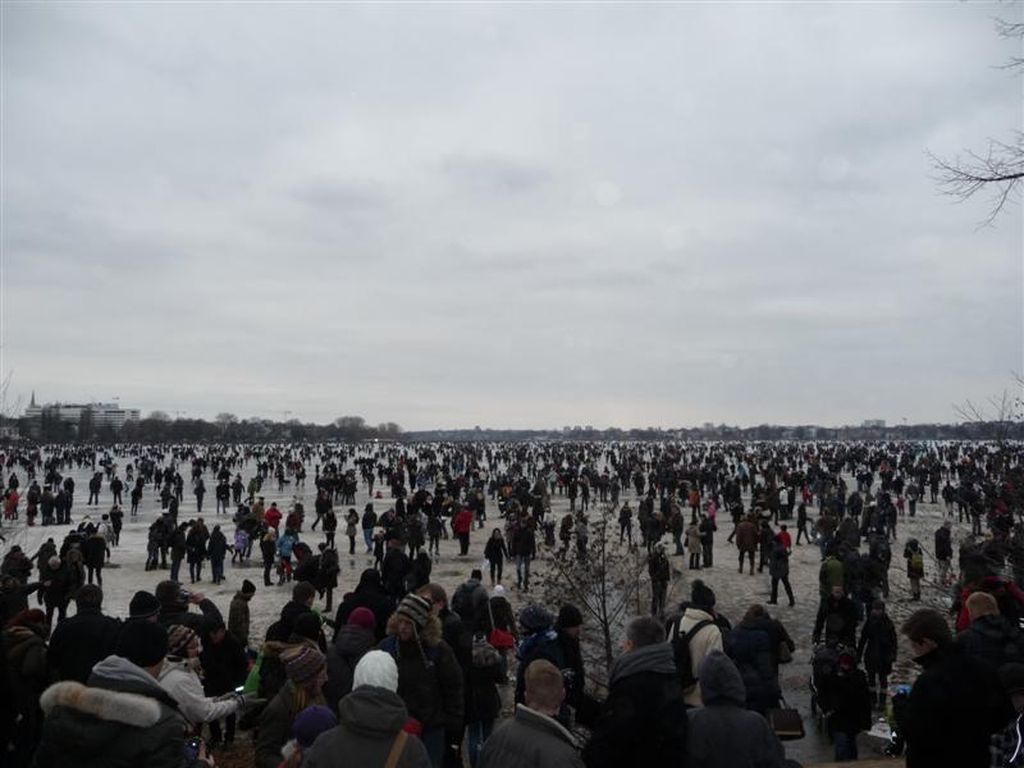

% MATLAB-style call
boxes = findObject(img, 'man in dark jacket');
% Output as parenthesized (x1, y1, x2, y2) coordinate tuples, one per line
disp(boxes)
(515, 606, 566, 707)
(35, 620, 213, 768)
(856, 599, 897, 709)
(47, 585, 121, 684)
(334, 569, 394, 642)
(957, 590, 1024, 672)
(898, 608, 1011, 768)
(265, 581, 317, 642)
(380, 535, 412, 600)
(479, 659, 583, 768)
(725, 605, 782, 715)
(154, 579, 224, 634)
(325, 607, 376, 711)
(812, 585, 859, 647)
(200, 618, 248, 746)
(583, 616, 686, 768)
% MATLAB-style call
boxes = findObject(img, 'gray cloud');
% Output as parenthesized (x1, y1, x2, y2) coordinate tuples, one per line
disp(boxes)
(2, 2, 1020, 429)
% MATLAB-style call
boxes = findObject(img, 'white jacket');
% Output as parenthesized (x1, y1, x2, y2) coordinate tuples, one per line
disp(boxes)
(674, 608, 723, 708)
(158, 658, 240, 726)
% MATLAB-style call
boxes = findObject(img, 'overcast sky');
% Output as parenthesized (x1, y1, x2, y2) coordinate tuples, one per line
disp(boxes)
(2, 2, 1021, 430)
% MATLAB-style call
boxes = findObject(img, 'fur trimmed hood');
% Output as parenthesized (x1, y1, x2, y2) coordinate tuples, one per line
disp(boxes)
(40, 680, 163, 727)
(385, 609, 442, 646)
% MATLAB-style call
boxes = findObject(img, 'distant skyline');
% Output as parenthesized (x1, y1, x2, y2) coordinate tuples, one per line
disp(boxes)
(3, 3, 1021, 431)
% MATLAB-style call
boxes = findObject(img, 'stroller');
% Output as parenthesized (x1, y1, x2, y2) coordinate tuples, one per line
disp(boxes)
(809, 642, 853, 734)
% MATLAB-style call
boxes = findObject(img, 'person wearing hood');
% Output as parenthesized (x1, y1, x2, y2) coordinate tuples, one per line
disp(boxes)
(36, 620, 214, 768)
(325, 607, 377, 710)
(379, 593, 464, 768)
(47, 584, 121, 684)
(668, 580, 724, 708)
(334, 568, 395, 643)
(228, 579, 256, 647)
(897, 608, 1010, 768)
(582, 616, 687, 768)
(303, 650, 431, 767)
(158, 624, 254, 731)
(725, 604, 783, 715)
(255, 644, 328, 768)
(957, 591, 1024, 671)
(479, 659, 584, 768)
(3, 608, 50, 763)
(515, 605, 566, 708)
(686, 650, 787, 768)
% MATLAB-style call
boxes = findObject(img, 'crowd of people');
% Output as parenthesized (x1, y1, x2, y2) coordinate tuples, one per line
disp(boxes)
(0, 438, 1023, 767)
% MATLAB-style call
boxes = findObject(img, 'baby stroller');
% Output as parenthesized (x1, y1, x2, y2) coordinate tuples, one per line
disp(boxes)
(809, 642, 853, 733)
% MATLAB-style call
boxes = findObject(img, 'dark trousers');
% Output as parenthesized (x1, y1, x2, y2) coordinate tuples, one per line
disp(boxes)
(490, 559, 503, 585)
(770, 575, 795, 605)
(458, 532, 470, 555)
(208, 713, 236, 744)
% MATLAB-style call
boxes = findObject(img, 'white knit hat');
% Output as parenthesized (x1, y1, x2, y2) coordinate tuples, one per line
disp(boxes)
(353, 650, 399, 692)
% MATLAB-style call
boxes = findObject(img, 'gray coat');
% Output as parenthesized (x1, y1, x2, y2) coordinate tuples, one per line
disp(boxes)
(479, 704, 584, 768)
(686, 650, 786, 768)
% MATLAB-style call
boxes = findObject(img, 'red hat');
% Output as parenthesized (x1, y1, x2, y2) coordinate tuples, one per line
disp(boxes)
(347, 607, 376, 631)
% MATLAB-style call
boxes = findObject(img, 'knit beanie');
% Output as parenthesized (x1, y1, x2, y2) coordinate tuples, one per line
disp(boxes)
(347, 607, 377, 631)
(116, 620, 168, 668)
(129, 590, 162, 620)
(292, 613, 322, 642)
(283, 645, 326, 687)
(353, 650, 399, 692)
(691, 580, 716, 611)
(396, 594, 432, 630)
(290, 705, 337, 748)
(519, 605, 554, 633)
(556, 604, 583, 630)
(241, 579, 256, 596)
(166, 625, 197, 657)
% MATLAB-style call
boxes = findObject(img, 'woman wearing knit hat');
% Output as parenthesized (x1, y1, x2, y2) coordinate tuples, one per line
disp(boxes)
(255, 644, 327, 768)
(379, 594, 464, 768)
(302, 651, 433, 768)
(158, 623, 258, 731)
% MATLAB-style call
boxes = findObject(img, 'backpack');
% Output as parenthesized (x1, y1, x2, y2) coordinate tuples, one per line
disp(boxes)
(910, 551, 924, 575)
(471, 633, 501, 669)
(671, 618, 714, 689)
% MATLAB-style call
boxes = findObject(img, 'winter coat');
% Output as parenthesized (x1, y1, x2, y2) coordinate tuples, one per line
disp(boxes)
(685, 651, 786, 768)
(478, 704, 585, 768)
(956, 615, 1024, 671)
(302, 685, 431, 768)
(812, 595, 859, 646)
(3, 623, 49, 740)
(768, 541, 789, 579)
(378, 612, 465, 733)
(673, 607, 724, 707)
(46, 607, 122, 684)
(334, 571, 394, 642)
(228, 591, 252, 646)
(35, 655, 192, 768)
(207, 529, 229, 561)
(515, 627, 566, 705)
(725, 616, 781, 714)
(381, 548, 412, 598)
(82, 535, 107, 570)
(158, 657, 241, 727)
(935, 527, 953, 560)
(734, 520, 758, 553)
(686, 526, 702, 553)
(255, 679, 326, 768)
(484, 536, 509, 564)
(818, 556, 845, 599)
(157, 598, 224, 635)
(200, 633, 248, 697)
(464, 636, 507, 725)
(823, 667, 872, 735)
(324, 624, 375, 710)
(582, 642, 687, 768)
(900, 644, 1011, 768)
(856, 614, 897, 675)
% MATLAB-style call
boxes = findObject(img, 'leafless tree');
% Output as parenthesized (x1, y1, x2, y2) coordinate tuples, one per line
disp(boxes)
(931, 16, 1024, 224)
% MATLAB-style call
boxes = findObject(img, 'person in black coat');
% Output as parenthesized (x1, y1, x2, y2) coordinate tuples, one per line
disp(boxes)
(207, 525, 230, 585)
(813, 586, 860, 648)
(333, 569, 395, 642)
(46, 585, 121, 684)
(379, 536, 411, 600)
(725, 604, 782, 715)
(583, 616, 687, 768)
(897, 608, 1011, 768)
(856, 599, 897, 709)
(821, 651, 872, 761)
(200, 619, 248, 746)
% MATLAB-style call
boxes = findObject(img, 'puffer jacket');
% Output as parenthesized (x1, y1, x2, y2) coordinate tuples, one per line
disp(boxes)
(302, 685, 431, 768)
(35, 655, 194, 768)
(725, 616, 781, 714)
(686, 650, 786, 768)
(478, 704, 584, 768)
(158, 657, 241, 727)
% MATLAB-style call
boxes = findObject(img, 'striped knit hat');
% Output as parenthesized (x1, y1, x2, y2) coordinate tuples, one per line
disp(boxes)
(166, 625, 197, 657)
(283, 645, 326, 687)
(396, 594, 432, 629)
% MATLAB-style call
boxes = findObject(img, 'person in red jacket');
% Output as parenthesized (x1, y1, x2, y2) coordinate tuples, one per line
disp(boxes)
(453, 507, 474, 556)
(265, 502, 283, 531)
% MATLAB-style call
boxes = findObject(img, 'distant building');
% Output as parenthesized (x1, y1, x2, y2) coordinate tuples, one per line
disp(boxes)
(24, 392, 140, 430)
(861, 419, 886, 428)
